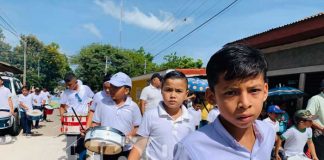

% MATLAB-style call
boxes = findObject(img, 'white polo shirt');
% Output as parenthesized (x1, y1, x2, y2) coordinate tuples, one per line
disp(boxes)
(140, 84, 162, 111)
(207, 107, 220, 123)
(41, 91, 50, 104)
(32, 93, 45, 106)
(0, 85, 12, 110)
(137, 102, 195, 160)
(90, 90, 109, 112)
(281, 126, 313, 157)
(188, 107, 201, 127)
(60, 81, 94, 115)
(18, 94, 33, 112)
(174, 117, 276, 160)
(263, 117, 280, 133)
(93, 96, 142, 135)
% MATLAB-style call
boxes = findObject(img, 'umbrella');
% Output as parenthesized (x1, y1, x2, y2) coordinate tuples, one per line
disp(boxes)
(268, 86, 304, 100)
(187, 78, 208, 92)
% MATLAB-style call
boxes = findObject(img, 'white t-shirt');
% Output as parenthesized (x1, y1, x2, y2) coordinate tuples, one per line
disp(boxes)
(32, 93, 45, 106)
(207, 107, 220, 123)
(263, 117, 279, 133)
(188, 107, 201, 126)
(137, 102, 195, 160)
(0, 85, 12, 110)
(90, 90, 109, 112)
(18, 94, 33, 112)
(281, 126, 313, 157)
(41, 91, 51, 104)
(60, 81, 94, 115)
(140, 84, 162, 111)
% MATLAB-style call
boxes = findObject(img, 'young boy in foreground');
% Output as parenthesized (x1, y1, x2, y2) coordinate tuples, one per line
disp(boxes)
(174, 44, 275, 159)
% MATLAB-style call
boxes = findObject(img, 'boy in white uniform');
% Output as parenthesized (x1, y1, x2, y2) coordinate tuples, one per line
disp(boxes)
(0, 77, 14, 114)
(18, 86, 33, 136)
(129, 71, 195, 160)
(174, 44, 275, 160)
(207, 105, 220, 123)
(275, 110, 319, 160)
(31, 88, 46, 128)
(263, 105, 284, 133)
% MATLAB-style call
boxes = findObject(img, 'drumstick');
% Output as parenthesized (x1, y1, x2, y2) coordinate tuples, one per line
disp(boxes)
(71, 107, 85, 131)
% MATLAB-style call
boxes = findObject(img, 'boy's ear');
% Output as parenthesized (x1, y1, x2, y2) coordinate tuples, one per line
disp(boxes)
(205, 88, 217, 105)
(263, 83, 269, 102)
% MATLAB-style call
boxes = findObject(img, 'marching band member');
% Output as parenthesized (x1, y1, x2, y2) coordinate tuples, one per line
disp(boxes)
(60, 73, 94, 160)
(18, 86, 33, 136)
(0, 77, 14, 114)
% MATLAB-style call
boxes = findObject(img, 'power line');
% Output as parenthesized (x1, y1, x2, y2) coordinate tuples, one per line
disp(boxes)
(153, 0, 240, 58)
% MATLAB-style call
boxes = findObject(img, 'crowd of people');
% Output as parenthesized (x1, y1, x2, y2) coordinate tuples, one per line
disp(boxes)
(1, 43, 323, 160)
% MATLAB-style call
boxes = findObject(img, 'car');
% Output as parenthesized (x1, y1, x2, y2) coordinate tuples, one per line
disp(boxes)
(0, 71, 23, 136)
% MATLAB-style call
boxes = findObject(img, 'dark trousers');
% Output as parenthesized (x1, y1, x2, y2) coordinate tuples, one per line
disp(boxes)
(32, 106, 42, 128)
(103, 150, 130, 160)
(66, 135, 86, 160)
(313, 135, 324, 160)
(20, 111, 32, 134)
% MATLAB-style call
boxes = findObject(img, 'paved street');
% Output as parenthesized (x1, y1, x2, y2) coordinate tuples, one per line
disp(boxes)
(0, 109, 67, 160)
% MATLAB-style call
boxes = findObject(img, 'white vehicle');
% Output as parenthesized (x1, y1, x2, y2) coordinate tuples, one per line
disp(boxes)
(0, 71, 23, 136)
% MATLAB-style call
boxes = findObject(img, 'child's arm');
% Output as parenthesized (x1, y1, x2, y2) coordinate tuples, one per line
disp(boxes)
(19, 101, 29, 110)
(307, 139, 319, 160)
(274, 137, 283, 160)
(128, 136, 148, 160)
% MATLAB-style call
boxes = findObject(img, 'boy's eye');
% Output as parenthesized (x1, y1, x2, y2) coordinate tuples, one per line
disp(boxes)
(224, 90, 237, 96)
(250, 88, 261, 94)
(175, 89, 184, 93)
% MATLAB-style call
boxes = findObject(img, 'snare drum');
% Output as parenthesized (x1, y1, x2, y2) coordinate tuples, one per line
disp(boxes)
(26, 109, 43, 121)
(61, 113, 87, 135)
(84, 126, 126, 155)
(0, 111, 12, 129)
(44, 105, 54, 115)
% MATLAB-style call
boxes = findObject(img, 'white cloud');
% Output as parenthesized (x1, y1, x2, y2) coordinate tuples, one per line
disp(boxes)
(82, 23, 102, 39)
(94, 0, 192, 31)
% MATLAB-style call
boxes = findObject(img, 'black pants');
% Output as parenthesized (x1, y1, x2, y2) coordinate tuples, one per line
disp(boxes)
(313, 135, 324, 160)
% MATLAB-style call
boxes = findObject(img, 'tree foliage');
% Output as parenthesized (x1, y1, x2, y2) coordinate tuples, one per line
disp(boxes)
(159, 52, 203, 70)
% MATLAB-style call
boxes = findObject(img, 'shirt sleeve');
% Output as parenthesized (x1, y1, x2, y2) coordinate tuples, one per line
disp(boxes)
(86, 86, 94, 98)
(307, 128, 313, 139)
(306, 96, 318, 115)
(6, 88, 12, 98)
(132, 103, 142, 126)
(136, 112, 150, 137)
(60, 91, 67, 105)
(281, 128, 292, 140)
(92, 103, 101, 123)
(139, 87, 148, 100)
(173, 142, 193, 160)
(90, 93, 99, 111)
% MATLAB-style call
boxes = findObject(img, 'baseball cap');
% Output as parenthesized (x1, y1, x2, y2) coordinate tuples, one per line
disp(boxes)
(108, 72, 132, 88)
(294, 110, 318, 121)
(267, 105, 284, 114)
(151, 73, 162, 81)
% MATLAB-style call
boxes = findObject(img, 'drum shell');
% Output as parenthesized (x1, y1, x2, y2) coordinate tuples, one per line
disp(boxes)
(84, 126, 125, 155)
(26, 109, 43, 121)
(44, 105, 53, 115)
(61, 114, 87, 135)
(0, 112, 12, 129)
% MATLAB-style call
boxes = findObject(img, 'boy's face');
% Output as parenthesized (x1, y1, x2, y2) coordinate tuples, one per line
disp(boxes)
(268, 112, 279, 120)
(109, 84, 129, 101)
(300, 120, 313, 128)
(206, 74, 268, 129)
(66, 78, 78, 90)
(22, 88, 29, 96)
(162, 78, 188, 110)
(103, 82, 110, 95)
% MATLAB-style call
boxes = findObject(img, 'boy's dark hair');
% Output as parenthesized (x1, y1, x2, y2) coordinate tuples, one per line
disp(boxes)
(206, 44, 268, 92)
(103, 74, 111, 83)
(162, 70, 188, 88)
(64, 73, 76, 83)
(22, 86, 29, 90)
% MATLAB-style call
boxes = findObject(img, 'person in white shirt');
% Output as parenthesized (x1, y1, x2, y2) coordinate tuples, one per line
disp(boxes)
(207, 105, 220, 123)
(275, 110, 319, 160)
(139, 73, 163, 114)
(32, 87, 46, 129)
(59, 73, 94, 160)
(41, 87, 51, 121)
(129, 71, 195, 160)
(18, 86, 33, 136)
(0, 76, 14, 114)
(263, 105, 284, 134)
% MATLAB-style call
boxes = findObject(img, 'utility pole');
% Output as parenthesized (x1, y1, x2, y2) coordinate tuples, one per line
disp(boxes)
(144, 59, 147, 74)
(23, 40, 27, 85)
(105, 56, 108, 75)
(37, 57, 40, 78)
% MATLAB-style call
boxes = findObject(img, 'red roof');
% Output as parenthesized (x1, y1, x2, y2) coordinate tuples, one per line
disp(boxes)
(176, 68, 206, 76)
(231, 13, 324, 49)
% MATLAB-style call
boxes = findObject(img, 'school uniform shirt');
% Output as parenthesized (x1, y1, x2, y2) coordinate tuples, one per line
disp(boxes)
(0, 85, 12, 110)
(41, 91, 50, 104)
(140, 84, 163, 111)
(60, 80, 94, 115)
(174, 117, 276, 160)
(137, 102, 195, 160)
(263, 117, 280, 133)
(306, 92, 324, 136)
(93, 96, 142, 136)
(280, 126, 312, 157)
(18, 94, 33, 112)
(188, 107, 201, 127)
(207, 107, 220, 123)
(32, 93, 45, 106)
(89, 90, 109, 112)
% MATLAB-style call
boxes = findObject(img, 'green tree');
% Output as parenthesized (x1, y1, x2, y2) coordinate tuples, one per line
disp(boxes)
(0, 29, 13, 63)
(159, 52, 203, 70)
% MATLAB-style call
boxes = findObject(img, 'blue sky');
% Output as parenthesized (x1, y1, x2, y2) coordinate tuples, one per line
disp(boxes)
(0, 0, 323, 66)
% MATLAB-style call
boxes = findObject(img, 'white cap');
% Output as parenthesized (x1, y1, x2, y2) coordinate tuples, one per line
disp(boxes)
(109, 72, 132, 88)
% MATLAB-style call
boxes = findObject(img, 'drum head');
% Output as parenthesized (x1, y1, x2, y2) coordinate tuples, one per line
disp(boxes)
(27, 109, 42, 116)
(84, 140, 122, 155)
